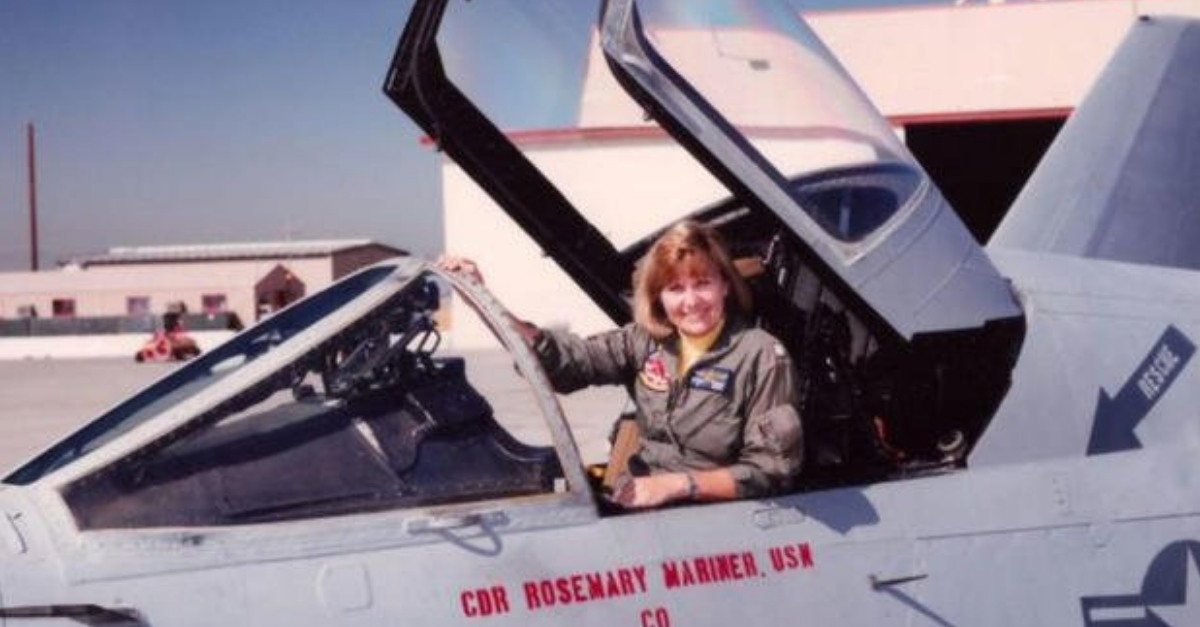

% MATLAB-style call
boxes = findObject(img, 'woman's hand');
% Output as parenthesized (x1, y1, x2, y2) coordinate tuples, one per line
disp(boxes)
(436, 255, 484, 284)
(612, 469, 738, 509)
(437, 254, 542, 346)
(613, 473, 691, 509)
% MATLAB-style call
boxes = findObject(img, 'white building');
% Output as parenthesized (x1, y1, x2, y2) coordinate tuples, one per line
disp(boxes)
(0, 239, 404, 358)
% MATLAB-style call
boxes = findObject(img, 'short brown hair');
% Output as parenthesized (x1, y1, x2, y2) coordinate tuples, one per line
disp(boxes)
(633, 220, 752, 339)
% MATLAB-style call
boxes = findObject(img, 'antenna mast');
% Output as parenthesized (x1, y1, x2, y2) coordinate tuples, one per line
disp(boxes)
(27, 123, 40, 272)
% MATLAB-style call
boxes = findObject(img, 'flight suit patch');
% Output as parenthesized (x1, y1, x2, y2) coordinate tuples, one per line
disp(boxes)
(689, 366, 733, 394)
(638, 351, 670, 392)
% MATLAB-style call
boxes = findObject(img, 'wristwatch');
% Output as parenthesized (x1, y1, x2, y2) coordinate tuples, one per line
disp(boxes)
(684, 472, 698, 500)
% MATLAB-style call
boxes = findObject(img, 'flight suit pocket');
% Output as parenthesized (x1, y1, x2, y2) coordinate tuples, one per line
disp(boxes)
(758, 404, 803, 474)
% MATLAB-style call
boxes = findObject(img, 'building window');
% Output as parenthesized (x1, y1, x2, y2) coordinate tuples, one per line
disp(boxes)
(126, 296, 151, 317)
(52, 299, 76, 318)
(202, 293, 228, 314)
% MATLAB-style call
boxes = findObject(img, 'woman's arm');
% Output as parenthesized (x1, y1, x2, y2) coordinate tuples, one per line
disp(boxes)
(726, 339, 804, 497)
(437, 255, 540, 345)
(613, 468, 738, 508)
(438, 254, 645, 392)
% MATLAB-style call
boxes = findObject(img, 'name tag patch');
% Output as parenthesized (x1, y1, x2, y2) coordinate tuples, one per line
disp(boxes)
(689, 367, 733, 393)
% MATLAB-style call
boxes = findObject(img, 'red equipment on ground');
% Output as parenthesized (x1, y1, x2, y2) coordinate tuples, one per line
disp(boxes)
(134, 311, 201, 363)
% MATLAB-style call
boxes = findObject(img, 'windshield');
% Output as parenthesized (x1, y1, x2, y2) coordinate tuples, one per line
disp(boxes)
(434, 0, 924, 251)
(635, 0, 908, 173)
(608, 0, 926, 247)
(4, 264, 398, 485)
(59, 271, 568, 528)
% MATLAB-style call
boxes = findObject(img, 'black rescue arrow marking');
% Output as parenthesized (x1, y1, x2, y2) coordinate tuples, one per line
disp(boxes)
(1087, 325, 1195, 455)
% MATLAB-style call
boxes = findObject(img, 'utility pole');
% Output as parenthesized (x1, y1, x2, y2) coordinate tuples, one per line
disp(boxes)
(27, 122, 39, 271)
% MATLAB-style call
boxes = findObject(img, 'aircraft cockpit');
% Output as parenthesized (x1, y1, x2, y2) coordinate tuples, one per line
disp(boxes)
(386, 0, 1026, 488)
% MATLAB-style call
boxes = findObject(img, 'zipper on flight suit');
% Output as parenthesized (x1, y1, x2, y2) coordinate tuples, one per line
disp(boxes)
(665, 359, 700, 449)
(665, 378, 681, 447)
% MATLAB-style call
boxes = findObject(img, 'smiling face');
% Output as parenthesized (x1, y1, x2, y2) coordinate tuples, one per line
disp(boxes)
(658, 259, 729, 338)
(634, 220, 751, 340)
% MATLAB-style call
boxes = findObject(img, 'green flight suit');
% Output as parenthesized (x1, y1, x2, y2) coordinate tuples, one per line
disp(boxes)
(533, 317, 803, 497)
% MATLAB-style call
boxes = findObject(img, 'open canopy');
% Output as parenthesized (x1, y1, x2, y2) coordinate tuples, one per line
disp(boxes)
(386, 0, 1020, 340)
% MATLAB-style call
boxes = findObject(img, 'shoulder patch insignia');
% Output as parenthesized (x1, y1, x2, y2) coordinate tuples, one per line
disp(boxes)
(689, 366, 733, 394)
(638, 351, 671, 392)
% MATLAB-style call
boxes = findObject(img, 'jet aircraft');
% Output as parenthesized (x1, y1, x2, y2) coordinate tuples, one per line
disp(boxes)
(2, 1, 1200, 625)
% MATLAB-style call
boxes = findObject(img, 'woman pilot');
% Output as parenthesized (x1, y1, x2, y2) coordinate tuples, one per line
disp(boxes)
(440, 220, 803, 509)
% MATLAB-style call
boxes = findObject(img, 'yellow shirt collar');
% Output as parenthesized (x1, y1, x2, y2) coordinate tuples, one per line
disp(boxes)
(678, 319, 725, 376)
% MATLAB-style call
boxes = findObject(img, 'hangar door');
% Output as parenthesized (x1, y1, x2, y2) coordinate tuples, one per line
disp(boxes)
(905, 117, 1064, 244)
(255, 264, 306, 320)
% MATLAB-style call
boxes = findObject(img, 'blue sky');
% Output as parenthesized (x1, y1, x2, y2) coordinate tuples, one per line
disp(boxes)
(0, 0, 935, 270)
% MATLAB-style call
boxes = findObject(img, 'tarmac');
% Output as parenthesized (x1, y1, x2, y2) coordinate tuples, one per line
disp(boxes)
(0, 353, 627, 476)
